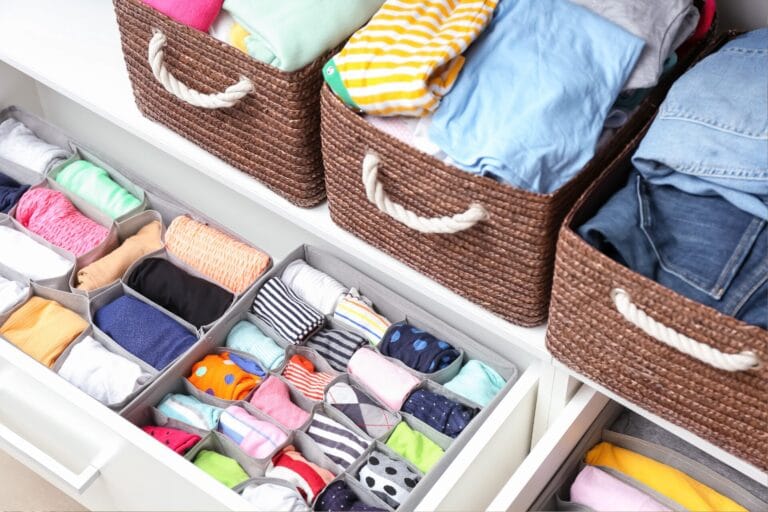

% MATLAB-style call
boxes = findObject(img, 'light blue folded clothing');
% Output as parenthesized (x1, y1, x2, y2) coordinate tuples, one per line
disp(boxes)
(157, 393, 223, 430)
(429, 0, 643, 194)
(225, 320, 285, 370)
(223, 0, 385, 72)
(443, 360, 505, 408)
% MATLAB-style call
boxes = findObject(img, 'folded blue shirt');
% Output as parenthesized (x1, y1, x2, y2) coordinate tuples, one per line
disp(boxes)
(429, 0, 642, 194)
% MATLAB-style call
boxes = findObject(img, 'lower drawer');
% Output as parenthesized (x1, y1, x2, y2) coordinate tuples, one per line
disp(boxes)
(0, 331, 608, 511)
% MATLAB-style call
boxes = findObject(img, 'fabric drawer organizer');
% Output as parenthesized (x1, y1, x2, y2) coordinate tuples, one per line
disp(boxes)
(0, 106, 272, 411)
(112, 0, 331, 207)
(121, 245, 519, 510)
(529, 405, 768, 511)
(546, 31, 768, 475)
(319, 23, 716, 327)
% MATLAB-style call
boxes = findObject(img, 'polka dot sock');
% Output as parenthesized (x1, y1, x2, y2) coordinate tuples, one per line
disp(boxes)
(357, 450, 420, 507)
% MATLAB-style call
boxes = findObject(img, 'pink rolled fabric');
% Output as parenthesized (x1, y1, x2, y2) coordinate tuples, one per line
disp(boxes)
(347, 348, 420, 411)
(570, 466, 671, 512)
(142, 0, 223, 32)
(218, 406, 288, 459)
(249, 376, 311, 430)
(15, 188, 109, 257)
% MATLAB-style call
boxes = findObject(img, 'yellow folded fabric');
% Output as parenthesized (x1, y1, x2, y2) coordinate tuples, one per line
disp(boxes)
(76, 221, 163, 292)
(0, 296, 88, 367)
(585, 442, 746, 512)
(229, 23, 250, 53)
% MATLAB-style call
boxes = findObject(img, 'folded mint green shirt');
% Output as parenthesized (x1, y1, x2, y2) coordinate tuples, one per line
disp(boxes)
(55, 160, 142, 219)
(223, 0, 385, 72)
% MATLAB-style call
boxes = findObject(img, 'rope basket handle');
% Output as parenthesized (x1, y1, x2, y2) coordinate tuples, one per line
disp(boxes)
(361, 152, 488, 234)
(611, 288, 761, 372)
(147, 30, 253, 109)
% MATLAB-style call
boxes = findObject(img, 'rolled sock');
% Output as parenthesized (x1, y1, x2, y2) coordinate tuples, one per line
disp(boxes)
(280, 260, 347, 315)
(227, 352, 266, 378)
(0, 118, 69, 174)
(379, 322, 460, 373)
(333, 290, 390, 345)
(240, 482, 309, 511)
(193, 450, 250, 488)
(141, 0, 223, 32)
(282, 355, 335, 401)
(443, 360, 505, 407)
(94, 295, 197, 370)
(0, 225, 72, 281)
(0, 296, 87, 368)
(316, 480, 385, 511)
(385, 422, 444, 473)
(142, 425, 201, 455)
(165, 215, 270, 294)
(402, 389, 477, 438)
(570, 466, 672, 512)
(357, 450, 420, 508)
(347, 349, 419, 411)
(157, 393, 223, 430)
(188, 352, 261, 400)
(218, 405, 288, 459)
(252, 278, 324, 344)
(0, 171, 30, 213)
(307, 412, 370, 470)
(0, 275, 28, 314)
(249, 376, 310, 430)
(325, 382, 400, 438)
(15, 188, 109, 257)
(57, 336, 149, 405)
(266, 445, 336, 502)
(55, 159, 142, 219)
(127, 257, 234, 328)
(305, 328, 366, 372)
(76, 220, 163, 291)
(225, 320, 285, 370)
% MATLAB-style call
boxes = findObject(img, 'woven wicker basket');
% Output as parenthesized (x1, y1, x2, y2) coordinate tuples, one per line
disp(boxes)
(546, 34, 768, 473)
(113, 0, 328, 207)
(320, 35, 713, 327)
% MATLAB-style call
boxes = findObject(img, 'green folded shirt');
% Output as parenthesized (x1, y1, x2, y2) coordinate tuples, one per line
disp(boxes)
(386, 421, 444, 473)
(55, 159, 142, 219)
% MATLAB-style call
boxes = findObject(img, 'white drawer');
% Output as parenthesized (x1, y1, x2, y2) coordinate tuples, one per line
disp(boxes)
(0, 332, 605, 511)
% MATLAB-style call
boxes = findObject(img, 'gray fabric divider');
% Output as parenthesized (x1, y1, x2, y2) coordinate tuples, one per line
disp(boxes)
(0, 214, 75, 290)
(184, 431, 267, 479)
(69, 209, 165, 297)
(9, 178, 119, 269)
(609, 411, 768, 503)
(47, 145, 148, 222)
(0, 106, 73, 175)
(0, 156, 45, 186)
(121, 248, 237, 331)
(325, 373, 403, 443)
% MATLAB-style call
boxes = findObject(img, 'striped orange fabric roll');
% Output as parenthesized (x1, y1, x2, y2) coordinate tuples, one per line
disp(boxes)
(165, 216, 270, 294)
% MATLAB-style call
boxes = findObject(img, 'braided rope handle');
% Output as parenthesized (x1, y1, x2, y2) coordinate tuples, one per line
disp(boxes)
(147, 30, 253, 109)
(611, 288, 760, 372)
(361, 152, 487, 234)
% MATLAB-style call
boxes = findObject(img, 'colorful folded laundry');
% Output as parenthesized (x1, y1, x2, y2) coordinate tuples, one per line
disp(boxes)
(281, 260, 347, 315)
(157, 393, 223, 430)
(379, 322, 460, 374)
(218, 405, 288, 459)
(385, 422, 443, 473)
(443, 360, 505, 407)
(55, 159, 143, 219)
(142, 425, 201, 455)
(188, 352, 261, 400)
(225, 320, 285, 370)
(347, 349, 419, 411)
(249, 376, 311, 430)
(282, 355, 335, 401)
(570, 465, 671, 512)
(266, 445, 336, 502)
(193, 449, 250, 488)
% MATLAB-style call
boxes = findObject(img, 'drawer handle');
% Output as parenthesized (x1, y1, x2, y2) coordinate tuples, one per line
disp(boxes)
(362, 152, 488, 234)
(147, 30, 253, 109)
(611, 288, 761, 372)
(0, 422, 100, 493)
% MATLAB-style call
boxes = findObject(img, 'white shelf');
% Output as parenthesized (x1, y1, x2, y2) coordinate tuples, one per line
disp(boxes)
(0, 0, 549, 360)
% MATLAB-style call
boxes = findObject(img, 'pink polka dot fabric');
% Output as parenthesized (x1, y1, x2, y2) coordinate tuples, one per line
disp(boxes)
(15, 188, 109, 257)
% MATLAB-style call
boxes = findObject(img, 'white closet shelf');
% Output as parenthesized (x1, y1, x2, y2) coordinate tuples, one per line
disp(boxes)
(0, 1, 549, 359)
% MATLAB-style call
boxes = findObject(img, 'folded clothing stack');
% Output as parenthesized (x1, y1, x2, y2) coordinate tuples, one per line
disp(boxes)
(0, 118, 69, 174)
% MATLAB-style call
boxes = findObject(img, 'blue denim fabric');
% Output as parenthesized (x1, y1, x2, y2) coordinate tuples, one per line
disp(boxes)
(428, 0, 643, 194)
(579, 171, 767, 328)
(632, 29, 768, 219)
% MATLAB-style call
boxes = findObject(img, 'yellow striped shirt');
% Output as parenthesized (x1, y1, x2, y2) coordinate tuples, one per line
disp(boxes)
(324, 0, 498, 116)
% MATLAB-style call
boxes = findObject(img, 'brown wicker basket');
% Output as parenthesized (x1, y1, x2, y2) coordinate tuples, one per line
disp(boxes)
(546, 33, 768, 473)
(320, 34, 714, 327)
(113, 0, 328, 207)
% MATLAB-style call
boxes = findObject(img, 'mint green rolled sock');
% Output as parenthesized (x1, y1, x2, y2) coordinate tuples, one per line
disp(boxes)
(55, 160, 142, 219)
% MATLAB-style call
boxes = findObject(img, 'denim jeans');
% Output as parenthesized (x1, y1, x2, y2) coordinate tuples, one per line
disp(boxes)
(632, 29, 768, 219)
(580, 171, 767, 328)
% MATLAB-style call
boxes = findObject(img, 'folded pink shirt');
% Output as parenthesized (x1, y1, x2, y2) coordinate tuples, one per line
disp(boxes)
(142, 0, 223, 31)
(347, 348, 420, 411)
(249, 376, 310, 430)
(570, 466, 671, 512)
